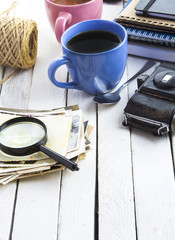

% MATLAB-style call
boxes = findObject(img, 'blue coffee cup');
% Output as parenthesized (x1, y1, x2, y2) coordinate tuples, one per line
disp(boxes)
(48, 19, 128, 95)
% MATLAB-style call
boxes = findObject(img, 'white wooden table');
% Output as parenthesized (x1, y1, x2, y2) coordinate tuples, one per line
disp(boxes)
(1, 0, 175, 239)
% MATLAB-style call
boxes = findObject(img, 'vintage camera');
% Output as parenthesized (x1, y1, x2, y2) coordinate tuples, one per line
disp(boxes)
(123, 62, 175, 136)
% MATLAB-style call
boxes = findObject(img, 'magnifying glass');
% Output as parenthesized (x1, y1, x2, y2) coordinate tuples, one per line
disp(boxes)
(0, 116, 79, 171)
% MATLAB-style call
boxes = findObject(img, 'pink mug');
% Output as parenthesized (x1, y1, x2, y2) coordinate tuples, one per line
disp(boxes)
(45, 0, 103, 42)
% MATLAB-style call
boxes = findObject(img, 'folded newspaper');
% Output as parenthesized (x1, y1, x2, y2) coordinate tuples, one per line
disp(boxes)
(0, 105, 93, 185)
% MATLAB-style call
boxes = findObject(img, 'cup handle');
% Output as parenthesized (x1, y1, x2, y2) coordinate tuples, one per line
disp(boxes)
(55, 11, 72, 42)
(48, 56, 78, 89)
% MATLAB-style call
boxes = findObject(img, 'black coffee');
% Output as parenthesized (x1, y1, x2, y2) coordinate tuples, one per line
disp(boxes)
(66, 30, 122, 54)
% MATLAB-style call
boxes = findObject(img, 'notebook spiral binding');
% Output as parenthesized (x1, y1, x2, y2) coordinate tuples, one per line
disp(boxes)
(126, 27, 175, 47)
(118, 16, 175, 28)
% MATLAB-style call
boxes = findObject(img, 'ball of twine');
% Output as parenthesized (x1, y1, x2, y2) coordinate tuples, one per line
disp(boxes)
(0, 2, 38, 84)
(0, 16, 38, 69)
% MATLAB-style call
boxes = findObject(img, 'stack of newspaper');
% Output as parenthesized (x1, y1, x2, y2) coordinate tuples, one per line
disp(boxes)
(0, 105, 92, 185)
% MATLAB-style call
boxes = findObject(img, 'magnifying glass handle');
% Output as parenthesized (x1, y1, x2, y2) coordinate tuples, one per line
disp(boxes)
(40, 145, 79, 171)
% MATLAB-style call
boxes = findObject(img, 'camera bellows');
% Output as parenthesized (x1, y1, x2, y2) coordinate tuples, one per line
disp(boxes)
(0, 15, 38, 69)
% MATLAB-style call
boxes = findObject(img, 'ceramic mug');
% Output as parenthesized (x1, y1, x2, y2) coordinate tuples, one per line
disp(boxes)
(45, 0, 103, 42)
(48, 19, 128, 95)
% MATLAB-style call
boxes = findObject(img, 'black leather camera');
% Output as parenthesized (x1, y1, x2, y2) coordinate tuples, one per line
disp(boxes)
(123, 62, 175, 136)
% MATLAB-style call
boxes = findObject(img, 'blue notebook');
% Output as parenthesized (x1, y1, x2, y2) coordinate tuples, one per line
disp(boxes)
(128, 40, 175, 62)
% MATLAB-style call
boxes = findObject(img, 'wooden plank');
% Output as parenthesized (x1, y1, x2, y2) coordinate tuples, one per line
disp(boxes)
(1, 68, 32, 109)
(0, 183, 17, 240)
(2, 0, 66, 239)
(57, 89, 97, 239)
(0, 0, 33, 109)
(13, 174, 62, 240)
(0, 1, 31, 239)
(97, 77, 136, 239)
(102, 0, 124, 21)
(127, 56, 175, 240)
(0, 66, 4, 106)
(97, 2, 136, 240)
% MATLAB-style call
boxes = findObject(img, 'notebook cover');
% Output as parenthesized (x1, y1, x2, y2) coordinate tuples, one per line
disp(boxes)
(115, 0, 175, 33)
(135, 0, 175, 19)
(128, 40, 175, 62)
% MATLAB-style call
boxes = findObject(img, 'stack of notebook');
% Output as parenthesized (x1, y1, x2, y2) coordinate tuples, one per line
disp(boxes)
(115, 0, 175, 62)
(0, 106, 92, 185)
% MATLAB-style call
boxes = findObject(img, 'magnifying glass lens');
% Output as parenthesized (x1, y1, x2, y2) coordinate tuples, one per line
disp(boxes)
(0, 122, 45, 148)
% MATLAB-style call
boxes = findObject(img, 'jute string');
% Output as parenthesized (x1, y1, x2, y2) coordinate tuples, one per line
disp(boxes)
(0, 1, 38, 84)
